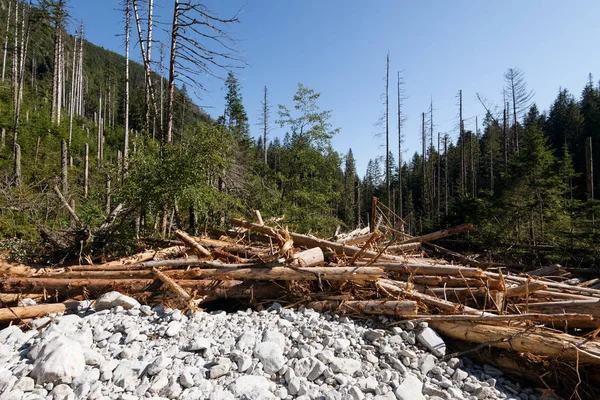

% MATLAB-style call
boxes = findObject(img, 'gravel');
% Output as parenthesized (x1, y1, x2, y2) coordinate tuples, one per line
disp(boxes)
(0, 295, 545, 400)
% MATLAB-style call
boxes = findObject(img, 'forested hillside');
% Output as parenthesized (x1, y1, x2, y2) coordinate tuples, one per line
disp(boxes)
(0, 0, 598, 266)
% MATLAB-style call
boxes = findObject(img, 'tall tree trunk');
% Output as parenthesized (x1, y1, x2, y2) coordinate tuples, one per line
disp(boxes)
(444, 134, 448, 218)
(166, 0, 179, 144)
(385, 53, 390, 209)
(503, 103, 508, 170)
(105, 174, 111, 214)
(147, 0, 154, 137)
(11, 0, 17, 96)
(586, 136, 594, 201)
(459, 89, 464, 196)
(421, 112, 425, 214)
(397, 72, 403, 222)
(61, 139, 68, 193)
(13, 143, 20, 186)
(1, 1, 11, 82)
(132, 0, 157, 135)
(84, 143, 89, 199)
(263, 85, 268, 164)
(97, 93, 102, 165)
(68, 29, 78, 148)
(159, 43, 164, 138)
(123, 0, 130, 181)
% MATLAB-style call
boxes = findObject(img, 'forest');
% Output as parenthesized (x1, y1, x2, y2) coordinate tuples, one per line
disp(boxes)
(0, 0, 598, 266)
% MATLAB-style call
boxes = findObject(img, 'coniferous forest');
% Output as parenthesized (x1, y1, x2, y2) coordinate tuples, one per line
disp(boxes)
(0, 0, 598, 267)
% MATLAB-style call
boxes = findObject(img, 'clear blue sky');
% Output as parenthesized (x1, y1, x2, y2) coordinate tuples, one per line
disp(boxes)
(69, 1, 600, 175)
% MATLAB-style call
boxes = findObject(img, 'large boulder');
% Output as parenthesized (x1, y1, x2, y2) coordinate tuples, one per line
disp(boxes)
(94, 291, 140, 311)
(30, 335, 85, 384)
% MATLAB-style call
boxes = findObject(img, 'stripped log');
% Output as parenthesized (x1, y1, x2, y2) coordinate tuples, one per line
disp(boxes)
(152, 267, 192, 305)
(231, 218, 404, 261)
(48, 266, 385, 281)
(349, 231, 381, 265)
(291, 248, 324, 267)
(429, 320, 600, 364)
(397, 275, 500, 288)
(307, 300, 418, 317)
(403, 313, 595, 324)
(377, 279, 494, 316)
(174, 229, 212, 258)
(485, 272, 600, 297)
(0, 301, 83, 322)
(371, 263, 486, 278)
(504, 282, 547, 297)
(516, 299, 600, 328)
(397, 223, 473, 245)
(0, 278, 283, 299)
(385, 242, 421, 253)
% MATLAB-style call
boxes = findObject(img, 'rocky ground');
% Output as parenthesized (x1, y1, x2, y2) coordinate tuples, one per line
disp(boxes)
(0, 292, 544, 400)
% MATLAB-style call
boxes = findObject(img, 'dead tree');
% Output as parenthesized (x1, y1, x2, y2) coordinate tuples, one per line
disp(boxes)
(385, 52, 390, 208)
(587, 137, 595, 201)
(51, 0, 66, 125)
(260, 85, 270, 165)
(84, 143, 89, 198)
(12, 0, 31, 151)
(61, 139, 68, 193)
(1, 1, 11, 82)
(68, 28, 78, 147)
(504, 68, 534, 154)
(13, 143, 20, 186)
(123, 0, 131, 180)
(166, 0, 241, 144)
(132, 0, 158, 135)
(459, 89, 464, 196)
(397, 72, 404, 221)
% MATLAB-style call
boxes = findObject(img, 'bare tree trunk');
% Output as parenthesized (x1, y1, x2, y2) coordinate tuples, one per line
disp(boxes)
(11, 1, 18, 97)
(12, 0, 29, 151)
(459, 89, 464, 196)
(1, 128, 4, 148)
(385, 53, 390, 209)
(84, 143, 89, 199)
(132, 0, 157, 135)
(1, 1, 11, 82)
(159, 43, 164, 138)
(97, 93, 102, 165)
(587, 136, 594, 200)
(444, 134, 448, 218)
(262, 85, 269, 164)
(166, 0, 180, 144)
(421, 112, 425, 213)
(61, 139, 68, 193)
(146, 0, 154, 137)
(34, 136, 40, 166)
(77, 22, 84, 117)
(437, 132, 440, 220)
(123, 0, 130, 181)
(397, 72, 403, 222)
(13, 143, 20, 186)
(503, 103, 508, 170)
(105, 174, 111, 215)
(68, 29, 78, 148)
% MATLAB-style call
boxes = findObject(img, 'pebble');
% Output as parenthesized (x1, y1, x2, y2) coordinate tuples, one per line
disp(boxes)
(0, 300, 542, 400)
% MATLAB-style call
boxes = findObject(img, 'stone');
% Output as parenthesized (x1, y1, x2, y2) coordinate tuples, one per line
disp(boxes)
(180, 371, 195, 388)
(236, 331, 256, 350)
(166, 321, 182, 337)
(330, 357, 362, 376)
(210, 363, 230, 379)
(13, 376, 34, 392)
(333, 338, 351, 352)
(395, 373, 425, 400)
(416, 327, 446, 357)
(0, 369, 17, 396)
(358, 376, 378, 393)
(263, 330, 286, 349)
(254, 342, 285, 374)
(418, 354, 437, 375)
(30, 336, 85, 384)
(229, 375, 272, 398)
(452, 368, 469, 382)
(364, 329, 384, 341)
(147, 356, 171, 376)
(51, 384, 74, 400)
(94, 292, 140, 311)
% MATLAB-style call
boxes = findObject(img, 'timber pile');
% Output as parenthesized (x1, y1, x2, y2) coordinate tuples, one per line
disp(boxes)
(1, 212, 600, 397)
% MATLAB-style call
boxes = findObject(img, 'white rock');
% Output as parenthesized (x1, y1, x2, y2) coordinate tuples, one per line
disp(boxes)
(254, 342, 285, 374)
(51, 383, 74, 400)
(147, 356, 171, 376)
(262, 330, 286, 348)
(30, 336, 85, 384)
(416, 327, 446, 357)
(149, 374, 169, 394)
(0, 326, 25, 349)
(330, 357, 361, 376)
(395, 373, 425, 400)
(236, 331, 256, 350)
(210, 363, 230, 379)
(83, 349, 104, 366)
(18, 298, 36, 307)
(418, 354, 437, 375)
(179, 371, 195, 388)
(13, 376, 34, 392)
(229, 375, 272, 398)
(333, 338, 350, 352)
(166, 321, 182, 337)
(94, 291, 140, 311)
(0, 369, 17, 396)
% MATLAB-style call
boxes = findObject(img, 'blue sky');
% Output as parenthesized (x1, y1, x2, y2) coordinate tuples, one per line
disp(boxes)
(69, 1, 600, 175)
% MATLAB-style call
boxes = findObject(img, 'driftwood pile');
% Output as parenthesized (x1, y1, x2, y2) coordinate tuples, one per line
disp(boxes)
(1, 212, 600, 397)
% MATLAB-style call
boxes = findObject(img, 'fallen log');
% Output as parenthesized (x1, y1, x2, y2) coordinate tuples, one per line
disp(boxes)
(370, 263, 486, 278)
(152, 268, 192, 306)
(385, 243, 422, 253)
(504, 282, 547, 297)
(0, 278, 283, 299)
(398, 275, 500, 288)
(397, 223, 474, 245)
(377, 279, 493, 316)
(429, 320, 600, 364)
(231, 218, 404, 261)
(174, 229, 212, 258)
(485, 272, 600, 297)
(401, 313, 595, 324)
(0, 301, 83, 322)
(307, 300, 418, 317)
